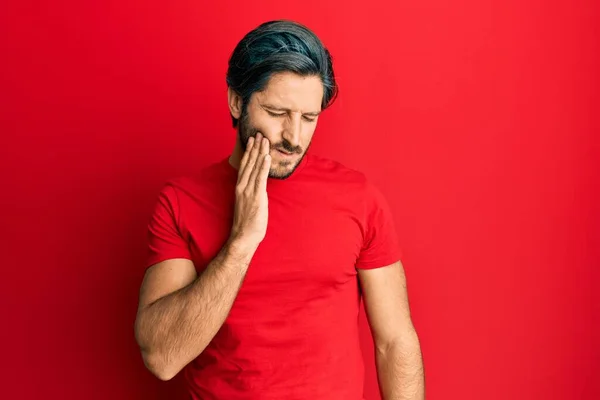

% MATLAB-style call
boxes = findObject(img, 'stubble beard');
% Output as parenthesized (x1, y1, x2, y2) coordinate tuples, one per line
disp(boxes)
(238, 109, 309, 180)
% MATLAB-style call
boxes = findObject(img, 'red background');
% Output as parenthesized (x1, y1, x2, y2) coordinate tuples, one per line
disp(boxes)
(1, 1, 598, 399)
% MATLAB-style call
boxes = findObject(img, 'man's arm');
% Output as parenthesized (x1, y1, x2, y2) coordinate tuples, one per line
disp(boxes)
(358, 261, 425, 400)
(134, 133, 272, 381)
(134, 240, 256, 381)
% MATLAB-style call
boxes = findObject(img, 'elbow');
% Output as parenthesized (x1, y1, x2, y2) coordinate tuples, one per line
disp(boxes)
(135, 325, 180, 381)
(375, 330, 421, 357)
(140, 349, 179, 381)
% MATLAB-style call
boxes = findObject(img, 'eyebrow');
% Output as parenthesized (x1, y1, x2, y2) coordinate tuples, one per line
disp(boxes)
(261, 103, 322, 117)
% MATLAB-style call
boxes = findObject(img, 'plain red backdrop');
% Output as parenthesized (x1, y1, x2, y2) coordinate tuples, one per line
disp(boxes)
(1, 1, 598, 399)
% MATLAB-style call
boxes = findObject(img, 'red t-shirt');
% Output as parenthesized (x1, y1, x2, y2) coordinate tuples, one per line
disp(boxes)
(146, 152, 402, 400)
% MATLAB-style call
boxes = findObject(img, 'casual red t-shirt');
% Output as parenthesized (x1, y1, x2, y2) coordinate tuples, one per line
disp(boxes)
(146, 152, 402, 400)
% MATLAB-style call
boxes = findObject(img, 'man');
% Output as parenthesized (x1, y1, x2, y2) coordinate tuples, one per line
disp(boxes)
(134, 20, 425, 400)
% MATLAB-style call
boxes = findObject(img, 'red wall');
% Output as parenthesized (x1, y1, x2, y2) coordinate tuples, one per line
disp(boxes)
(2, 1, 598, 399)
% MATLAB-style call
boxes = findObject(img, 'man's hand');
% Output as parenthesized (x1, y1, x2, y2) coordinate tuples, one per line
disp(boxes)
(229, 132, 271, 250)
(135, 133, 271, 380)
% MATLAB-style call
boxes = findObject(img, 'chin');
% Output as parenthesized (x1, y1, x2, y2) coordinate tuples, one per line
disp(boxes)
(268, 162, 296, 180)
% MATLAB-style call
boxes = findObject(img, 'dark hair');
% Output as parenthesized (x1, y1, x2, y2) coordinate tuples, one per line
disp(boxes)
(226, 20, 338, 128)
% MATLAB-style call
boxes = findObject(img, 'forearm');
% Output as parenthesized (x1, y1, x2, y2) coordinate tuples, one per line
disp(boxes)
(375, 328, 425, 400)
(135, 238, 256, 380)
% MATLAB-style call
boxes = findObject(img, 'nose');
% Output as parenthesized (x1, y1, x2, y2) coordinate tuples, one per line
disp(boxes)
(282, 114, 302, 148)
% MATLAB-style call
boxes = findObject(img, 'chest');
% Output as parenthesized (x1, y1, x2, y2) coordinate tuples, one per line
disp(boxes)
(184, 189, 364, 289)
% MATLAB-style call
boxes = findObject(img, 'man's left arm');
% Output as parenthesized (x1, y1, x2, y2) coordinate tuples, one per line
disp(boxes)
(358, 260, 425, 400)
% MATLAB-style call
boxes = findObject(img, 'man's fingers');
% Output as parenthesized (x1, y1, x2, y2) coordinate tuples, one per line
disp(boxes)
(248, 137, 269, 190)
(239, 133, 263, 189)
(256, 153, 271, 193)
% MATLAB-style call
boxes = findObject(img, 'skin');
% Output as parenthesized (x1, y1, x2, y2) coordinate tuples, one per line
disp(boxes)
(227, 71, 322, 180)
(135, 71, 424, 399)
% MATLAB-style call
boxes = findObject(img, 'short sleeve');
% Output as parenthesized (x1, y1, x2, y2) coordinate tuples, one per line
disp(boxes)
(355, 181, 403, 270)
(145, 183, 192, 269)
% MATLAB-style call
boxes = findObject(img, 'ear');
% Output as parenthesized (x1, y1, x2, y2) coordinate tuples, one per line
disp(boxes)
(227, 87, 242, 120)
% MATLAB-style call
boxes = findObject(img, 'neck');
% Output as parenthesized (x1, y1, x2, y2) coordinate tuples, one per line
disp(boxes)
(228, 137, 244, 171)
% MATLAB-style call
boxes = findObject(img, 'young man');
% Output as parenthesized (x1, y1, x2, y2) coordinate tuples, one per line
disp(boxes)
(134, 20, 425, 400)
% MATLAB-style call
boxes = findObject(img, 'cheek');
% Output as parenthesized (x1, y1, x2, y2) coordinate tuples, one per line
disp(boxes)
(302, 125, 317, 142)
(249, 112, 317, 146)
(252, 116, 283, 140)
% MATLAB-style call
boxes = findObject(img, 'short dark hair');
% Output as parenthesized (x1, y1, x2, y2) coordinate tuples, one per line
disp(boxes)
(226, 20, 338, 128)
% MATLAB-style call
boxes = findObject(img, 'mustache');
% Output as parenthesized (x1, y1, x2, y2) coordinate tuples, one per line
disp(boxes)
(273, 143, 302, 154)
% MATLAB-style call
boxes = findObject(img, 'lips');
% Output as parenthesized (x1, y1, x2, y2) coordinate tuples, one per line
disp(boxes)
(276, 149, 294, 156)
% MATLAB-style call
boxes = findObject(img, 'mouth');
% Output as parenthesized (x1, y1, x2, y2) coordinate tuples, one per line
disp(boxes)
(275, 149, 295, 157)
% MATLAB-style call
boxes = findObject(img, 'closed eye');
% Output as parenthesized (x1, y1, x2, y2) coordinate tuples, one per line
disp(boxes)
(266, 110, 316, 123)
(266, 110, 286, 117)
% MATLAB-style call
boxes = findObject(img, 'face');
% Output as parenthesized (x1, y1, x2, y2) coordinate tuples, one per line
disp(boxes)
(237, 71, 324, 179)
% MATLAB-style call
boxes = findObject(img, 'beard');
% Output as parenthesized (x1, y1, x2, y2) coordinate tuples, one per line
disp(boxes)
(238, 108, 309, 180)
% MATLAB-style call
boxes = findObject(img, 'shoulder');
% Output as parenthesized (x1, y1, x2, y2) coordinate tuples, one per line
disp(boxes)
(150, 158, 234, 230)
(305, 154, 391, 213)
(305, 153, 369, 188)
(157, 157, 234, 199)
